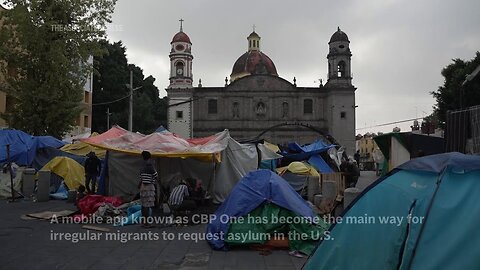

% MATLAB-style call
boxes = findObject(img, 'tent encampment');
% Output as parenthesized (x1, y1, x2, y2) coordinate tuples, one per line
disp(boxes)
(61, 140, 106, 159)
(304, 152, 480, 270)
(207, 170, 328, 255)
(81, 127, 280, 202)
(0, 129, 64, 166)
(81, 125, 228, 161)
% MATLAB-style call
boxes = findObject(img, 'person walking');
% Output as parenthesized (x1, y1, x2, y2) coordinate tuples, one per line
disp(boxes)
(84, 152, 101, 194)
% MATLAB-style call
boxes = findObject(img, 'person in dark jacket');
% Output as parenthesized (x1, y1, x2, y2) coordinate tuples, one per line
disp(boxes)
(341, 160, 360, 188)
(354, 150, 360, 168)
(84, 152, 101, 193)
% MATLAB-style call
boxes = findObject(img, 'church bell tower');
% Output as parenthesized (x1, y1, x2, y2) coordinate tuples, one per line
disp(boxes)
(327, 27, 352, 86)
(168, 19, 193, 88)
(166, 19, 194, 138)
(326, 27, 356, 156)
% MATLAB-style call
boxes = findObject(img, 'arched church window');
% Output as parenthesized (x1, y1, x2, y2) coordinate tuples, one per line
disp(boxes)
(255, 102, 266, 116)
(175, 61, 184, 76)
(208, 99, 217, 114)
(304, 99, 313, 114)
(337, 61, 345, 78)
(233, 102, 240, 118)
(282, 102, 289, 118)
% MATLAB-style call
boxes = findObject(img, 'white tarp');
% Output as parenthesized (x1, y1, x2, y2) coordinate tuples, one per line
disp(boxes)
(106, 136, 278, 203)
(390, 137, 410, 169)
(84, 127, 230, 159)
(0, 164, 22, 199)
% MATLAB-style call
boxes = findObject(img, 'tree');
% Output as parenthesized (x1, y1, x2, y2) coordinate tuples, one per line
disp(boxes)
(92, 41, 167, 134)
(431, 52, 480, 127)
(0, 0, 117, 138)
(92, 41, 129, 132)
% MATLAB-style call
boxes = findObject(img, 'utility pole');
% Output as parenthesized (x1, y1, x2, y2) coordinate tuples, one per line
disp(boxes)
(106, 107, 112, 129)
(129, 70, 133, 131)
(125, 70, 142, 132)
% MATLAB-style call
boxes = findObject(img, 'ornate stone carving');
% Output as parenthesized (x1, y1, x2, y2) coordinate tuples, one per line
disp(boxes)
(255, 102, 266, 116)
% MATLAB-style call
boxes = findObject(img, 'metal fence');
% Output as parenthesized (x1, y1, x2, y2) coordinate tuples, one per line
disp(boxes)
(445, 105, 480, 154)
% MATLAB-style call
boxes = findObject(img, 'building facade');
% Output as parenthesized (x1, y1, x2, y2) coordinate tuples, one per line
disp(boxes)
(166, 25, 357, 154)
(67, 55, 94, 136)
(356, 133, 380, 170)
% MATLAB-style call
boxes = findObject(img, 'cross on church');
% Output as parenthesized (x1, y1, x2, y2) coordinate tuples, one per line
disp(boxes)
(179, 19, 184, 31)
(252, 24, 256, 32)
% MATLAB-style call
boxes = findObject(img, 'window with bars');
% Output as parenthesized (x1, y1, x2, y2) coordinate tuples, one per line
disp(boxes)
(304, 99, 313, 114)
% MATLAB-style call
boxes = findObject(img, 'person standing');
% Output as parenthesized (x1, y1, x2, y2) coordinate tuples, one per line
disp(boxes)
(354, 150, 360, 169)
(84, 152, 101, 194)
(139, 151, 158, 228)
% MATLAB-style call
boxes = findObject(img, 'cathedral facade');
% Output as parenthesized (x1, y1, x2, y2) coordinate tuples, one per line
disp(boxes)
(166, 24, 356, 154)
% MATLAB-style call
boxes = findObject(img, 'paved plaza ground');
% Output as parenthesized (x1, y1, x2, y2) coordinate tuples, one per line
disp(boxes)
(0, 171, 378, 270)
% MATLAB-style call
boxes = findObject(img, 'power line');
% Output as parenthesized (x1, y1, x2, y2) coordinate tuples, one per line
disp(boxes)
(11, 87, 141, 107)
(356, 117, 424, 130)
(167, 96, 205, 108)
(91, 92, 132, 106)
(92, 86, 143, 106)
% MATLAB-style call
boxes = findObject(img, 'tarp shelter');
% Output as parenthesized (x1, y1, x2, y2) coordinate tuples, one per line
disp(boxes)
(32, 147, 87, 171)
(61, 141, 106, 159)
(374, 132, 444, 174)
(0, 129, 65, 166)
(104, 135, 268, 203)
(40, 156, 85, 190)
(277, 161, 320, 177)
(307, 155, 334, 173)
(304, 152, 480, 270)
(207, 170, 328, 254)
(81, 125, 227, 162)
(155, 125, 168, 133)
(0, 163, 22, 198)
(282, 140, 336, 161)
(279, 140, 336, 174)
(277, 162, 319, 193)
(62, 131, 91, 144)
(82, 127, 279, 203)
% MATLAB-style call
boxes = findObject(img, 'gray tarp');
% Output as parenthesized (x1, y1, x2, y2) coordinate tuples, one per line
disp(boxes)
(107, 151, 145, 201)
(0, 164, 22, 199)
(106, 137, 273, 203)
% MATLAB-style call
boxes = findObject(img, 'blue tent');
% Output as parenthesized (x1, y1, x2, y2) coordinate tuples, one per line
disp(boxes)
(0, 130, 65, 166)
(308, 155, 334, 173)
(283, 140, 335, 161)
(32, 147, 87, 170)
(304, 152, 480, 270)
(155, 125, 169, 133)
(206, 169, 318, 250)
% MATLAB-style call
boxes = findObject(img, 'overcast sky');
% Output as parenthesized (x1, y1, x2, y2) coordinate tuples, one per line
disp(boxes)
(106, 0, 480, 134)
